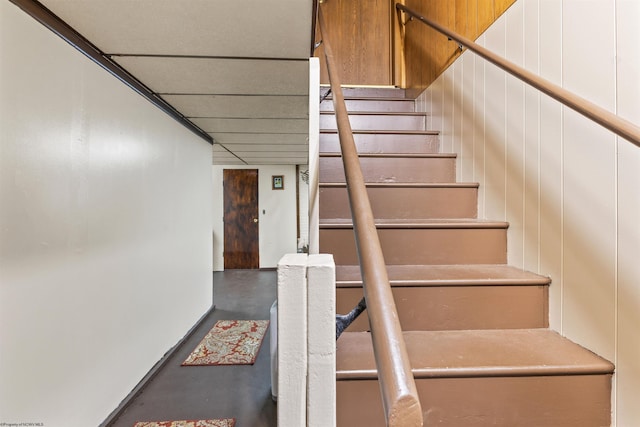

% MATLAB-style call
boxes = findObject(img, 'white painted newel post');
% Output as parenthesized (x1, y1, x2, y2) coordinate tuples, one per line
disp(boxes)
(277, 254, 308, 427)
(276, 253, 336, 427)
(307, 254, 336, 427)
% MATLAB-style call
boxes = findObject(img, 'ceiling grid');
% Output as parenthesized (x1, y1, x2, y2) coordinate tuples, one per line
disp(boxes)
(38, 0, 314, 165)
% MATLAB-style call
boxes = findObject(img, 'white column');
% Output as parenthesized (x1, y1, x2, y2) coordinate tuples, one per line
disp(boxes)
(277, 253, 308, 427)
(307, 254, 336, 427)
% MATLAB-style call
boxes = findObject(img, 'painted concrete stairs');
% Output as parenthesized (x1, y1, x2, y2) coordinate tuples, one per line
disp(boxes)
(318, 86, 614, 426)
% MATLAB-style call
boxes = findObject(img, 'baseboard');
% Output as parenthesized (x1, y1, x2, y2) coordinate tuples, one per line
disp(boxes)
(100, 304, 216, 427)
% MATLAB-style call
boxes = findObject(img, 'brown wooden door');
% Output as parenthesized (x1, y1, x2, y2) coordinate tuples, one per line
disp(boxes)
(223, 169, 259, 269)
(316, 0, 392, 85)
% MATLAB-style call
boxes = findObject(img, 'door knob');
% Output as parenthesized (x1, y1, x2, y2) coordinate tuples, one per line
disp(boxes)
(253, 218, 258, 223)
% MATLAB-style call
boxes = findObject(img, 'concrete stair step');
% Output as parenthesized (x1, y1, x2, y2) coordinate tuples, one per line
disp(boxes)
(320, 111, 428, 131)
(320, 130, 440, 154)
(336, 329, 614, 427)
(335, 264, 550, 331)
(320, 97, 415, 112)
(319, 182, 478, 220)
(319, 219, 508, 265)
(319, 153, 456, 183)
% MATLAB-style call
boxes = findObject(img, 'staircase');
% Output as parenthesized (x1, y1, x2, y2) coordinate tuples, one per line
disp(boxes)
(318, 86, 614, 426)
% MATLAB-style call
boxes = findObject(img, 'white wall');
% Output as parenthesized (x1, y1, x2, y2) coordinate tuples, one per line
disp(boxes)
(416, 0, 640, 425)
(0, 3, 213, 426)
(298, 165, 310, 251)
(308, 57, 321, 254)
(212, 165, 298, 270)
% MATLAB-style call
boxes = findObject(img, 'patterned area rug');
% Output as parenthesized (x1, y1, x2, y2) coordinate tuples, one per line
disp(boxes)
(133, 420, 235, 427)
(182, 319, 269, 366)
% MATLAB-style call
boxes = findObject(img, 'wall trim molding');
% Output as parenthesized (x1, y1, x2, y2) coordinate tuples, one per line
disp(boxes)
(99, 304, 216, 427)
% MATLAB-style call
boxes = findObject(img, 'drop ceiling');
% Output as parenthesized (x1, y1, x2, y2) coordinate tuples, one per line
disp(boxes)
(37, 0, 315, 165)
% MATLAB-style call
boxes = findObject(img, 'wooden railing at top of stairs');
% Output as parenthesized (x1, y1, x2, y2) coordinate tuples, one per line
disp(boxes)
(317, 6, 424, 427)
(396, 3, 640, 150)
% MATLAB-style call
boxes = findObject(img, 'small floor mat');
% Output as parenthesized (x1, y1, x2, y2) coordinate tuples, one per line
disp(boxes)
(133, 420, 235, 427)
(182, 319, 269, 366)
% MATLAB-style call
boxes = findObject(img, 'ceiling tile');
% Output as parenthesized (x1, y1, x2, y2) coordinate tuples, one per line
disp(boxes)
(162, 94, 308, 119)
(194, 118, 308, 134)
(208, 133, 308, 145)
(113, 57, 310, 95)
(219, 144, 308, 153)
(36, 0, 314, 166)
(40, 0, 313, 59)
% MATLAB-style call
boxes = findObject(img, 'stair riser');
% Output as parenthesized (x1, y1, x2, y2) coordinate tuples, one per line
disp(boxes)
(320, 132, 440, 154)
(336, 286, 548, 331)
(320, 114, 426, 131)
(319, 186, 478, 220)
(320, 228, 507, 265)
(337, 374, 612, 427)
(320, 99, 415, 112)
(320, 156, 456, 183)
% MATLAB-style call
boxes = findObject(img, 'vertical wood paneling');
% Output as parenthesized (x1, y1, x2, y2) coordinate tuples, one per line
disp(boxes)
(455, 0, 468, 35)
(461, 53, 476, 183)
(562, 0, 616, 361)
(494, 0, 515, 16)
(477, 0, 496, 37)
(561, 111, 616, 361)
(453, 60, 464, 181)
(617, 144, 640, 426)
(615, 1, 640, 424)
(504, 1, 525, 267)
(424, 88, 433, 129)
(435, 1, 455, 75)
(441, 69, 455, 153)
(317, 0, 391, 85)
(538, 0, 564, 331)
(523, 0, 541, 273)
(429, 73, 445, 139)
(415, 4, 640, 423)
(404, 0, 516, 93)
(481, 17, 507, 221)
(467, 0, 479, 39)
(473, 42, 487, 218)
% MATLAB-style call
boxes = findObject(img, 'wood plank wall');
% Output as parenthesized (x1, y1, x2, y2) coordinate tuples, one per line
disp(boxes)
(402, 0, 516, 97)
(316, 0, 392, 86)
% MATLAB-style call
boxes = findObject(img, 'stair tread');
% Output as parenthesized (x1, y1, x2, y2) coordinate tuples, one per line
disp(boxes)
(320, 111, 427, 116)
(321, 85, 406, 98)
(320, 152, 455, 158)
(320, 218, 508, 229)
(320, 182, 479, 188)
(320, 129, 439, 135)
(322, 96, 412, 102)
(336, 329, 614, 380)
(335, 264, 551, 287)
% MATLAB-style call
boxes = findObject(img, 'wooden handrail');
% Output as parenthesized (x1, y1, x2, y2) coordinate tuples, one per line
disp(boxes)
(317, 7, 423, 427)
(397, 3, 640, 149)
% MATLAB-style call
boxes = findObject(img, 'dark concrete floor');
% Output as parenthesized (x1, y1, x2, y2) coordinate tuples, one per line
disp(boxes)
(109, 269, 278, 427)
